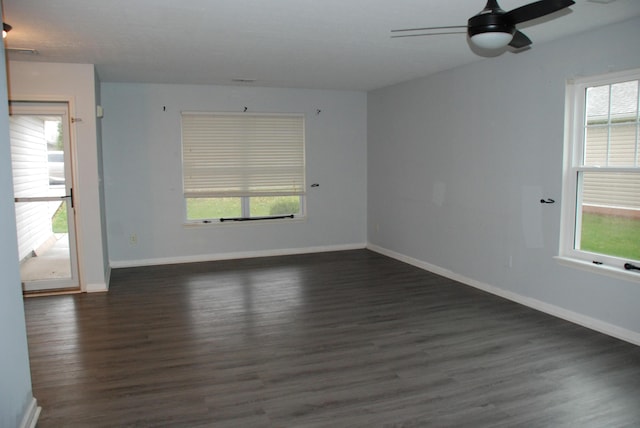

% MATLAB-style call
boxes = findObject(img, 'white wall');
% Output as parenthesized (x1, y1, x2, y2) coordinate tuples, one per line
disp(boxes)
(101, 83, 367, 266)
(368, 18, 640, 341)
(7, 61, 110, 292)
(0, 37, 38, 428)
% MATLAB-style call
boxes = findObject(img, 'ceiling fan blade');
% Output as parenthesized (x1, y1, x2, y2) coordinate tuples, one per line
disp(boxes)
(391, 31, 467, 38)
(508, 30, 532, 49)
(391, 25, 466, 33)
(505, 0, 575, 25)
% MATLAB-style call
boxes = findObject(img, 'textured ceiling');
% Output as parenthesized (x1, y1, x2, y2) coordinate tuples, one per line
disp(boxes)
(3, 0, 640, 91)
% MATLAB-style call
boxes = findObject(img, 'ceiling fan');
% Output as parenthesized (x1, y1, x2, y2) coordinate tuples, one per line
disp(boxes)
(392, 0, 575, 51)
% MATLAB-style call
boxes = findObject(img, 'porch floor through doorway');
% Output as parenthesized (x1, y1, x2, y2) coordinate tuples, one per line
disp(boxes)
(20, 233, 71, 282)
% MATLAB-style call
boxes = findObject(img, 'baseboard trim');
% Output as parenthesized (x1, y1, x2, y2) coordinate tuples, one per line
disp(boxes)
(367, 243, 640, 347)
(110, 243, 368, 269)
(85, 282, 109, 293)
(19, 397, 41, 428)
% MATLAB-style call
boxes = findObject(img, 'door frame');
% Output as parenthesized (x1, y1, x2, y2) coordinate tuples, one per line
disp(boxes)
(9, 96, 83, 292)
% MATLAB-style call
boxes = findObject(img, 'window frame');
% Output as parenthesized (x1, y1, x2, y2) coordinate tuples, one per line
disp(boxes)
(559, 68, 640, 281)
(181, 111, 307, 224)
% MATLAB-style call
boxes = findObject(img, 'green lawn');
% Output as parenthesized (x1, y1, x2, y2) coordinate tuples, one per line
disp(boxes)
(186, 196, 300, 220)
(187, 197, 242, 219)
(580, 212, 640, 261)
(52, 203, 68, 233)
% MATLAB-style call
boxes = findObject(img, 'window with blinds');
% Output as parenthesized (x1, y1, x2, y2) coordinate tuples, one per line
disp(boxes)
(181, 112, 306, 222)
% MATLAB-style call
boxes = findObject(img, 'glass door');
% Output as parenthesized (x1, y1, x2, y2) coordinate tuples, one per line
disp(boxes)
(9, 102, 80, 292)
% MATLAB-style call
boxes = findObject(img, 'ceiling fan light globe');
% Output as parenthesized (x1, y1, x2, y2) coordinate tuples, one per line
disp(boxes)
(470, 31, 513, 49)
(2, 22, 11, 38)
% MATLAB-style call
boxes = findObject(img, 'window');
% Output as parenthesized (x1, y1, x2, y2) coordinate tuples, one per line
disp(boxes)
(181, 112, 305, 223)
(561, 69, 640, 274)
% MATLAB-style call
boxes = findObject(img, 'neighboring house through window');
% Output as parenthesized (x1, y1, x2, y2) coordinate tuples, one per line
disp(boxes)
(561, 68, 640, 276)
(181, 112, 306, 223)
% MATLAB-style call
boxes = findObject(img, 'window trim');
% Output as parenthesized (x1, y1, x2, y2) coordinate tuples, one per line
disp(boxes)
(560, 68, 640, 282)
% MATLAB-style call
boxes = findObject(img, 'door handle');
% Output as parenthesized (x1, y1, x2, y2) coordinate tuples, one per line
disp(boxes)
(68, 187, 73, 208)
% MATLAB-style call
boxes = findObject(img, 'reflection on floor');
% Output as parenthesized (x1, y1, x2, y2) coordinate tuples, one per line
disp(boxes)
(20, 233, 71, 281)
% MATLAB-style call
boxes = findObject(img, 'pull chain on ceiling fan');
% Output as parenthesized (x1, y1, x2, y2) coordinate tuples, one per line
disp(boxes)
(392, 0, 575, 51)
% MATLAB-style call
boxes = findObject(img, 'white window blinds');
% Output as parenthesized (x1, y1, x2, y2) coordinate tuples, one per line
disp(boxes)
(182, 112, 305, 198)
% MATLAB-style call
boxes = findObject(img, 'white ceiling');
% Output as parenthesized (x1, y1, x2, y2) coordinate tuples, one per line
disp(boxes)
(3, 0, 640, 91)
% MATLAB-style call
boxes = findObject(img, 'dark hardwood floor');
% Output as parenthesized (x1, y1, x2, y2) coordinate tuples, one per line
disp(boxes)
(24, 250, 640, 427)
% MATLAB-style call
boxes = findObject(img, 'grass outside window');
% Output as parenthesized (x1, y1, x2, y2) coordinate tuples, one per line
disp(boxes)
(186, 196, 301, 221)
(580, 212, 640, 262)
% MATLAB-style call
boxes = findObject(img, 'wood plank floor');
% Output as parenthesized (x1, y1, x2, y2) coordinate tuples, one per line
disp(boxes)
(24, 250, 640, 427)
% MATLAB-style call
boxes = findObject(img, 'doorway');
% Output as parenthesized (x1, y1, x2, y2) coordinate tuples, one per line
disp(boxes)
(9, 102, 80, 293)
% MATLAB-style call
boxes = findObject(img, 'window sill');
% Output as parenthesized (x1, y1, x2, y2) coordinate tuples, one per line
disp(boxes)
(554, 256, 640, 284)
